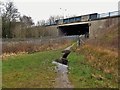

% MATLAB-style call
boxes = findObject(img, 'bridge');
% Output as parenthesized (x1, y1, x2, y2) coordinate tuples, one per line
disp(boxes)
(46, 11, 120, 39)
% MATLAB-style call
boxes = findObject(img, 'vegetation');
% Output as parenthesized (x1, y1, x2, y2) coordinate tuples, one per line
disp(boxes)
(2, 50, 61, 88)
(1, 1, 20, 38)
(68, 51, 118, 88)
(77, 45, 118, 78)
(2, 43, 118, 88)
(2, 38, 71, 60)
(68, 23, 118, 88)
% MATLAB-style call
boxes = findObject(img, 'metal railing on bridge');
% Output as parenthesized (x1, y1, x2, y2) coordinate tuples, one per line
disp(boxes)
(98, 11, 120, 19)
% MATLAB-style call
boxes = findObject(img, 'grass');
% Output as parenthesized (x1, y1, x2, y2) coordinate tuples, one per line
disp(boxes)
(2, 50, 61, 88)
(2, 48, 118, 88)
(2, 42, 118, 88)
(68, 51, 118, 88)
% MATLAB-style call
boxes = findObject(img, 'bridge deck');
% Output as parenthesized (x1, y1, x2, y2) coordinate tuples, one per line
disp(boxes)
(58, 21, 90, 27)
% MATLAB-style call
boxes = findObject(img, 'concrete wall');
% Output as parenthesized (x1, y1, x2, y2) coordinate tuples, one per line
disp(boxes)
(89, 17, 119, 38)
(45, 25, 59, 36)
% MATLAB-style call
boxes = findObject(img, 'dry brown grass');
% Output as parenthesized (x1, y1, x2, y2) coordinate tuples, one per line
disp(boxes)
(2, 39, 71, 59)
(76, 44, 118, 82)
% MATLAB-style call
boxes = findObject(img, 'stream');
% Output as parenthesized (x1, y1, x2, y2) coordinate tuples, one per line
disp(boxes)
(52, 44, 76, 88)
(52, 61, 73, 88)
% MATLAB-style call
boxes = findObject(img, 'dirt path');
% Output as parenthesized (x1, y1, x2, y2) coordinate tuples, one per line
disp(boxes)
(53, 44, 75, 88)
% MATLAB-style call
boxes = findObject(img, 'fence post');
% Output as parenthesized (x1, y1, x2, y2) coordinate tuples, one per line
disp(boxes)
(109, 12, 110, 17)
(77, 35, 80, 47)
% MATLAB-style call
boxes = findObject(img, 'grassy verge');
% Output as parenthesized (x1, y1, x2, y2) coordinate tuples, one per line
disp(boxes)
(68, 51, 118, 88)
(68, 24, 118, 88)
(2, 50, 61, 88)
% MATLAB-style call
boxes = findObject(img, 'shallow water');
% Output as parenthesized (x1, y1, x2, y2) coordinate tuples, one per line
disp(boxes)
(52, 61, 68, 73)
(52, 61, 73, 88)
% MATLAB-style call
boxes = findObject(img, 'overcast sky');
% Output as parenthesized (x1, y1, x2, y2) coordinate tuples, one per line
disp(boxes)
(2, 0, 120, 24)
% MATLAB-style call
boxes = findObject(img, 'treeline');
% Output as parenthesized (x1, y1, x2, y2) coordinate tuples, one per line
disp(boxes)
(0, 1, 63, 38)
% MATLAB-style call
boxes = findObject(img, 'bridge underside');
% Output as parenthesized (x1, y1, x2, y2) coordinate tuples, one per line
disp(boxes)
(58, 24, 89, 36)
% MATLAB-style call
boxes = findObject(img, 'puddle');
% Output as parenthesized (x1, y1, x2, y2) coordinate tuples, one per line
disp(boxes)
(52, 61, 68, 73)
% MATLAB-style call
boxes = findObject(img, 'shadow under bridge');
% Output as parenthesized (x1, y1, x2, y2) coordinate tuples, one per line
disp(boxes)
(58, 23, 90, 38)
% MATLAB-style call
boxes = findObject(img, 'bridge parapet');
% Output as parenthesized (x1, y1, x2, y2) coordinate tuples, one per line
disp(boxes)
(99, 11, 119, 19)
(46, 11, 120, 26)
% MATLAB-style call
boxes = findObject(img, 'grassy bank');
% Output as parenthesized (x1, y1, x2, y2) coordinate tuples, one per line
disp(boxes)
(68, 23, 118, 88)
(68, 51, 118, 88)
(2, 50, 61, 88)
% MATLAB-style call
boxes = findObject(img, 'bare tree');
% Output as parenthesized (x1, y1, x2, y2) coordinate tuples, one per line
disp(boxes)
(55, 15, 64, 20)
(20, 15, 34, 27)
(37, 20, 45, 26)
(1, 1, 20, 38)
(47, 15, 64, 25)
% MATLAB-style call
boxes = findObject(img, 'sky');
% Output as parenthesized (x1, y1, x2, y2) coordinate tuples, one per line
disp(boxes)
(1, 0, 120, 24)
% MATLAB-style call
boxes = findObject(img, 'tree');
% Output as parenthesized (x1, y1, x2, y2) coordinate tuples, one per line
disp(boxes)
(48, 16, 55, 25)
(20, 15, 34, 27)
(1, 1, 20, 38)
(47, 15, 64, 25)
(36, 20, 45, 26)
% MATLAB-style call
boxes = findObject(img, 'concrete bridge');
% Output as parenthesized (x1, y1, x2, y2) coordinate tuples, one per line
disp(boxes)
(46, 11, 120, 39)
